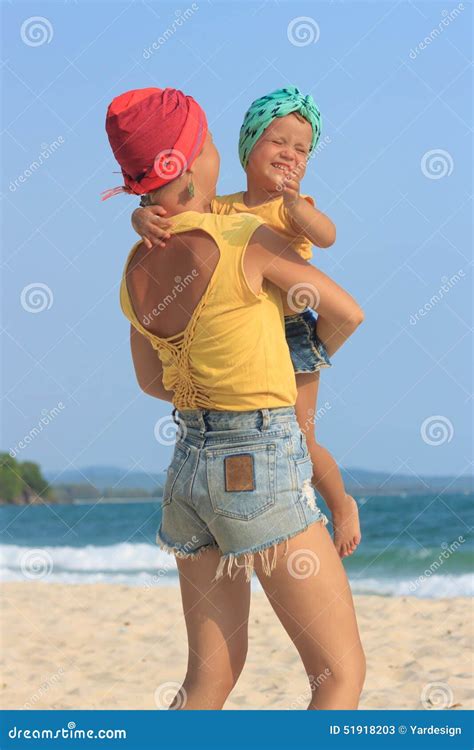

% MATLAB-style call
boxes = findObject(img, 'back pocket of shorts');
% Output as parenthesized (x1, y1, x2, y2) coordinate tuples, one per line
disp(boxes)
(206, 443, 276, 520)
(162, 442, 191, 506)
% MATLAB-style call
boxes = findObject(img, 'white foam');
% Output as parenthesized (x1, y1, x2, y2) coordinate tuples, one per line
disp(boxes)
(350, 574, 473, 598)
(1, 544, 472, 597)
(0, 542, 177, 572)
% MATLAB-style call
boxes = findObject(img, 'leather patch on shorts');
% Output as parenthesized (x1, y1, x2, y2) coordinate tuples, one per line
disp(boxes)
(224, 454, 255, 492)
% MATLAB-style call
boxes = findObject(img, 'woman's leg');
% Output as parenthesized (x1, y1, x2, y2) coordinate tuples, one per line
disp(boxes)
(253, 521, 366, 709)
(169, 548, 251, 710)
(295, 372, 361, 558)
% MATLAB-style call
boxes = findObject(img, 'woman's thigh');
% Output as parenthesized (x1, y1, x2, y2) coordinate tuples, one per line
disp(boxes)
(177, 548, 251, 684)
(253, 520, 365, 684)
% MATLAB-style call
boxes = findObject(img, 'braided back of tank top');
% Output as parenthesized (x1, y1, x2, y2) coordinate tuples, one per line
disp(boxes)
(119, 210, 297, 411)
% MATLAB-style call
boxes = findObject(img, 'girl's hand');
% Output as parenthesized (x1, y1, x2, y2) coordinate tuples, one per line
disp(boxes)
(131, 206, 172, 249)
(280, 175, 300, 209)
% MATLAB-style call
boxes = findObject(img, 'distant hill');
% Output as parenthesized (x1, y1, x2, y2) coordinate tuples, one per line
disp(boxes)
(45, 466, 166, 493)
(44, 465, 473, 496)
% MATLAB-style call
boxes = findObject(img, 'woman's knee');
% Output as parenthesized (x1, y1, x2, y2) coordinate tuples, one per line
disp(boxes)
(329, 647, 366, 693)
(309, 645, 366, 697)
(186, 640, 248, 696)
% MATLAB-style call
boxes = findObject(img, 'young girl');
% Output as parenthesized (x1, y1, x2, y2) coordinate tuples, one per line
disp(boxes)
(131, 86, 363, 559)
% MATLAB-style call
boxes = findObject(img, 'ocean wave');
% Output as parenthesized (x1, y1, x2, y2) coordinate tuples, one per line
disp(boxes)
(350, 574, 473, 598)
(1, 543, 472, 597)
(0, 542, 177, 573)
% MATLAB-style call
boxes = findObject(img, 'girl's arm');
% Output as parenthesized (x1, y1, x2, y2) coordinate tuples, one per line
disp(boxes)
(129, 325, 174, 402)
(281, 177, 336, 248)
(131, 206, 172, 249)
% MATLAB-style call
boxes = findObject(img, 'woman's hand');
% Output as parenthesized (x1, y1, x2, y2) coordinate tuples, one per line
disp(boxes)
(131, 206, 173, 249)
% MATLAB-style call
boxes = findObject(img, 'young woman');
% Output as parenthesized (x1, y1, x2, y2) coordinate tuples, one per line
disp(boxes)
(105, 86, 366, 710)
(130, 86, 363, 561)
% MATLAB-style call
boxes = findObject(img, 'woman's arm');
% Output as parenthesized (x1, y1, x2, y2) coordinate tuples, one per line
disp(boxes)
(129, 325, 174, 402)
(246, 225, 364, 351)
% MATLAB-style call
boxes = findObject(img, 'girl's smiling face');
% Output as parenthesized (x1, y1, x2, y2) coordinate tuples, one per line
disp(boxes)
(245, 113, 313, 192)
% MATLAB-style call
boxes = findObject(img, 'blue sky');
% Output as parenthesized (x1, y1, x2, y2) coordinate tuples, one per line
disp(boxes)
(1, 0, 472, 481)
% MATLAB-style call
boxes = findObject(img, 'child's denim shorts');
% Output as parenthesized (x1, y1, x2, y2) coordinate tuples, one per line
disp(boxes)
(284, 308, 332, 374)
(157, 406, 329, 582)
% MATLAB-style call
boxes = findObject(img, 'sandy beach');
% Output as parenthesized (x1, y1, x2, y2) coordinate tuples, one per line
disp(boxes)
(1, 582, 471, 710)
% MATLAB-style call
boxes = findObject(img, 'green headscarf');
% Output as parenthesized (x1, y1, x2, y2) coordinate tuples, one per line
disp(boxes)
(238, 85, 322, 170)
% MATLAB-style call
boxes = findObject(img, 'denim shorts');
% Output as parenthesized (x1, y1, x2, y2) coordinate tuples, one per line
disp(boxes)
(157, 406, 329, 582)
(284, 308, 332, 374)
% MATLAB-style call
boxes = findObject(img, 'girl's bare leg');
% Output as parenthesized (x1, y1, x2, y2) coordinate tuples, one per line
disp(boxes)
(170, 548, 251, 709)
(253, 522, 366, 709)
(295, 372, 361, 558)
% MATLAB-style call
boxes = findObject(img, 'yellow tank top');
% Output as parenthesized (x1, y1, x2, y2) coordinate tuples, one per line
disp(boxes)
(120, 211, 297, 411)
(211, 192, 314, 260)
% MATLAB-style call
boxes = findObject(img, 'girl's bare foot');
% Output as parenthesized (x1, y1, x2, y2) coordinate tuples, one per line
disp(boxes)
(331, 495, 361, 558)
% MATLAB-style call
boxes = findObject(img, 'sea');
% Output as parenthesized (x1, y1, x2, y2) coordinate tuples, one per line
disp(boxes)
(0, 493, 472, 598)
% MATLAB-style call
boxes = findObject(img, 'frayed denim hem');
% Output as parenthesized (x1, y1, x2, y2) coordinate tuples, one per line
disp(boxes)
(293, 360, 332, 375)
(156, 529, 219, 561)
(213, 512, 329, 584)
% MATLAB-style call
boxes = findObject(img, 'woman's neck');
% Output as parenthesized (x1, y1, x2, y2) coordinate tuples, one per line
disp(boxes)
(172, 196, 213, 215)
(157, 195, 213, 217)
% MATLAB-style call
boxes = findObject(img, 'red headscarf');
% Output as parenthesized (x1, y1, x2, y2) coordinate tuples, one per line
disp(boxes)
(102, 87, 208, 200)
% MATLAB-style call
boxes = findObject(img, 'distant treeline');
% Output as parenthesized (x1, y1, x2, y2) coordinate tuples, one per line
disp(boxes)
(0, 453, 162, 505)
(53, 484, 160, 502)
(0, 453, 51, 504)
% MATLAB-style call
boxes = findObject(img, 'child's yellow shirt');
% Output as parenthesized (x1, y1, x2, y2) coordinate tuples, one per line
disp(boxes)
(211, 192, 314, 260)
